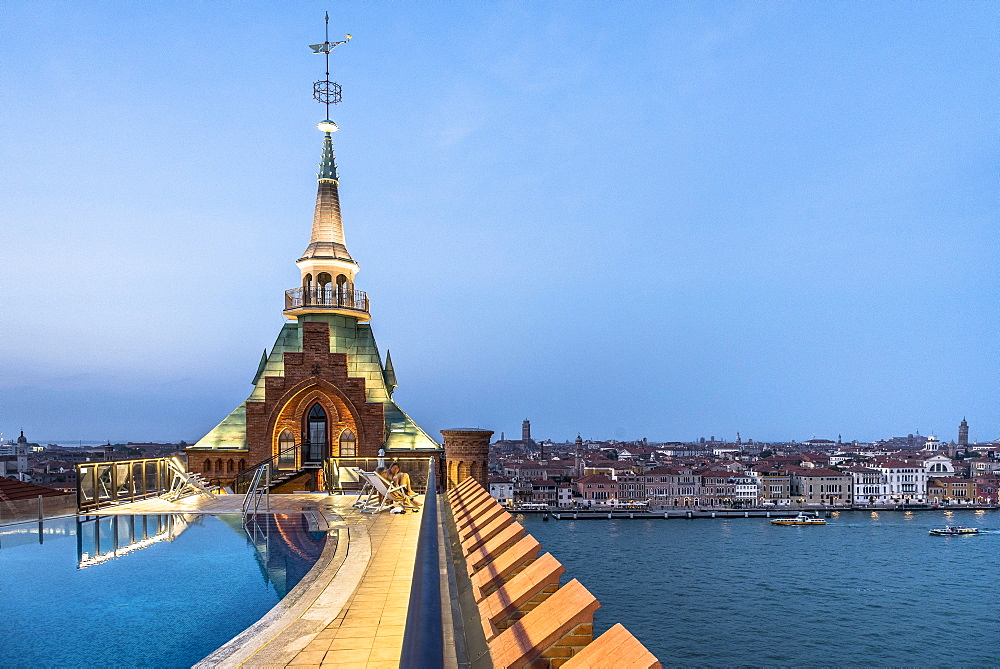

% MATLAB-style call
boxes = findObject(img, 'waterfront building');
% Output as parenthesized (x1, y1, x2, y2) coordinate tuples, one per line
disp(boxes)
(874, 459, 928, 502)
(974, 476, 999, 504)
(556, 480, 573, 507)
(789, 468, 852, 505)
(750, 464, 792, 505)
(616, 471, 647, 502)
(184, 108, 439, 487)
(529, 478, 558, 505)
(660, 467, 703, 506)
(926, 477, 946, 502)
(926, 477, 973, 503)
(488, 475, 514, 506)
(844, 466, 887, 505)
(699, 471, 740, 506)
(573, 474, 619, 506)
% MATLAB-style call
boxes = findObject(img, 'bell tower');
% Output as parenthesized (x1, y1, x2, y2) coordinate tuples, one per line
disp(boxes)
(284, 22, 367, 321)
(184, 18, 440, 485)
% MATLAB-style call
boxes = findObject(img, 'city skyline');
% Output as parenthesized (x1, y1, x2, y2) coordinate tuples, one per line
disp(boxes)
(3, 2, 998, 443)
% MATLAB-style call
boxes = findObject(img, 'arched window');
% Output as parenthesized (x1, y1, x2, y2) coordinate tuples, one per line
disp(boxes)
(215, 459, 223, 472)
(226, 459, 235, 473)
(338, 429, 356, 457)
(204, 459, 212, 473)
(335, 274, 351, 305)
(278, 429, 296, 469)
(238, 458, 246, 471)
(305, 403, 328, 461)
(318, 273, 333, 305)
(303, 273, 313, 304)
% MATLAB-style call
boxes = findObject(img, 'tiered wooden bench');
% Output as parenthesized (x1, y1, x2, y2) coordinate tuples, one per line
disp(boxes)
(447, 479, 662, 669)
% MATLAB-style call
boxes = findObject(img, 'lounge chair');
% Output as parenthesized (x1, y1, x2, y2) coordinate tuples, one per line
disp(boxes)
(357, 470, 420, 514)
(351, 468, 379, 509)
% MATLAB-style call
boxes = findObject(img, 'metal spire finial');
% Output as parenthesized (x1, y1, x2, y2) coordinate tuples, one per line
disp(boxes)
(309, 14, 351, 128)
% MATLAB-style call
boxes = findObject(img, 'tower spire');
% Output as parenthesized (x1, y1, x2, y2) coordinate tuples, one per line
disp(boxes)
(285, 17, 369, 321)
(303, 17, 353, 262)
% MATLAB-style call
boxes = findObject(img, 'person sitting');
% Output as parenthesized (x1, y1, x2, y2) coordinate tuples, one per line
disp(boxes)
(375, 465, 420, 511)
(388, 462, 423, 508)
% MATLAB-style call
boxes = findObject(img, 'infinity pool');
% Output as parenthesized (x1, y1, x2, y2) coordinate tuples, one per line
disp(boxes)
(0, 513, 328, 668)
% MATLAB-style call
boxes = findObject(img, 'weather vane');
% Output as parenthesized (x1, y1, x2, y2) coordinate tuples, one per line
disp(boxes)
(309, 12, 351, 131)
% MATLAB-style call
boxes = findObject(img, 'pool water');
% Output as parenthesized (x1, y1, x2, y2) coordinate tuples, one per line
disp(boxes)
(0, 513, 327, 668)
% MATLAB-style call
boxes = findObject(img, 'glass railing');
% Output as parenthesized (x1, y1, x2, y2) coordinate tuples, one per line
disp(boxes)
(77, 459, 172, 512)
(324, 456, 439, 494)
(0, 494, 76, 526)
(76, 514, 193, 568)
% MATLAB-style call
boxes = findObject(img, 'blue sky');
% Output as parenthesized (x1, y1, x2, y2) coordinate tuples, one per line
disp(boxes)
(2, 2, 998, 444)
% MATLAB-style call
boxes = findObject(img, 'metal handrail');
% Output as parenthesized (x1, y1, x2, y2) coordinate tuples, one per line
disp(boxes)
(400, 457, 443, 668)
(229, 444, 299, 494)
(242, 463, 270, 518)
(284, 286, 369, 313)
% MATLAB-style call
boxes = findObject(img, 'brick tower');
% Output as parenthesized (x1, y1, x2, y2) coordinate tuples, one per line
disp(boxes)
(441, 429, 492, 489)
(958, 417, 969, 448)
(185, 58, 440, 486)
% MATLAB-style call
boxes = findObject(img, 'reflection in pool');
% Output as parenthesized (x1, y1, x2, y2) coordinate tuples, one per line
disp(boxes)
(0, 513, 328, 668)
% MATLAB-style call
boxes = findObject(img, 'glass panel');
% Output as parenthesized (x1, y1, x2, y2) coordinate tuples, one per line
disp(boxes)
(132, 464, 144, 495)
(145, 462, 159, 494)
(116, 464, 131, 498)
(97, 465, 114, 502)
(79, 466, 96, 503)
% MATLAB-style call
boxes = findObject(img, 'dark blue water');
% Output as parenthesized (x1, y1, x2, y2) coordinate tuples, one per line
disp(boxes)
(522, 509, 998, 666)
(0, 513, 326, 668)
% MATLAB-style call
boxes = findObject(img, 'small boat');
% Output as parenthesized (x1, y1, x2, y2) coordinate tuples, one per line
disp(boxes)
(771, 513, 826, 526)
(929, 525, 980, 536)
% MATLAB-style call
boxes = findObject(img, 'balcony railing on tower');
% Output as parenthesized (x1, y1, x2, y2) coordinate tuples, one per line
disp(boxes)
(284, 286, 369, 315)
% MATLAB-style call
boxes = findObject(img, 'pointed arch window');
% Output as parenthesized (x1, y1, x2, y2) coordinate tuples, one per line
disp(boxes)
(339, 429, 356, 457)
(305, 403, 328, 462)
(278, 429, 296, 469)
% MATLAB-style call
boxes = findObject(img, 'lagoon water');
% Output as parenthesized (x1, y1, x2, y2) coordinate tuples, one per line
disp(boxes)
(522, 509, 997, 666)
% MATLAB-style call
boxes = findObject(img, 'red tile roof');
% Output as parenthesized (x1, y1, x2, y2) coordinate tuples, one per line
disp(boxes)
(0, 477, 70, 502)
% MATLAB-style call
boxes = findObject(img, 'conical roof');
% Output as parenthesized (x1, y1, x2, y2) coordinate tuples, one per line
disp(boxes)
(300, 131, 354, 263)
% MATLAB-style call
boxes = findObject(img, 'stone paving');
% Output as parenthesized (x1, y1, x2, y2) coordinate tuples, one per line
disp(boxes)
(286, 508, 420, 668)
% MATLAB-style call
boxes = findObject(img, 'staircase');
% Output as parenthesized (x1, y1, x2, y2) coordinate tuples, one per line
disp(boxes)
(269, 467, 322, 493)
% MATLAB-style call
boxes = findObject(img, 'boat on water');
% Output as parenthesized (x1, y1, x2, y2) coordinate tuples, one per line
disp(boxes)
(929, 525, 980, 536)
(770, 513, 826, 526)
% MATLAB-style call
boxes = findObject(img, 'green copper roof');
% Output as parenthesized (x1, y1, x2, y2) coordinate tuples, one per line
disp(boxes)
(317, 132, 339, 182)
(383, 350, 398, 396)
(192, 315, 439, 452)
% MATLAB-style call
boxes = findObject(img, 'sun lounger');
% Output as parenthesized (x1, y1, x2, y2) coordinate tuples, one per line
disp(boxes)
(357, 470, 420, 514)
